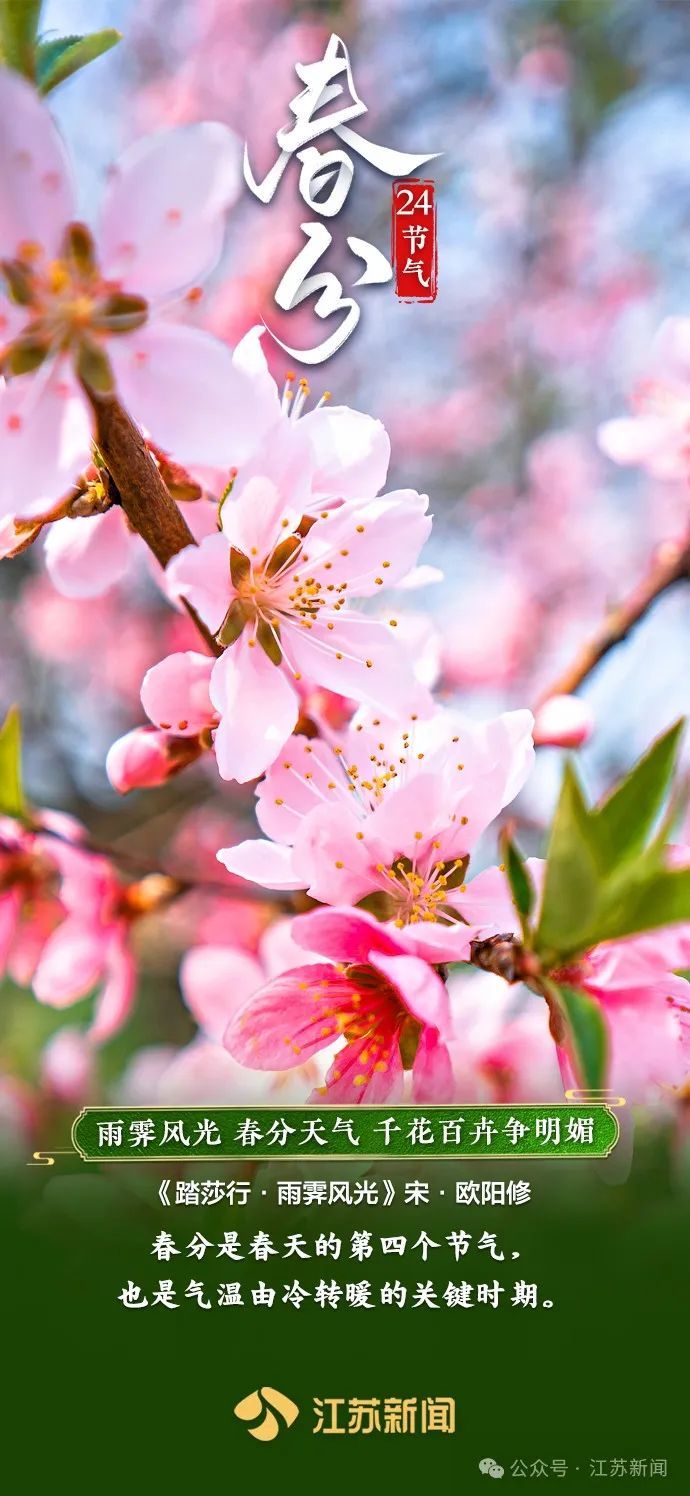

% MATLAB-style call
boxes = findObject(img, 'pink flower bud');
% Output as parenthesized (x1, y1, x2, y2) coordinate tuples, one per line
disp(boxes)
(106, 726, 205, 793)
(533, 694, 594, 749)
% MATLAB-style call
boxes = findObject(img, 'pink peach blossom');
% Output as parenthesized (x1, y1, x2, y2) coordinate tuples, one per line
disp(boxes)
(165, 476, 433, 781)
(29, 841, 138, 1044)
(1, 811, 136, 1040)
(219, 706, 534, 961)
(211, 326, 391, 515)
(0, 67, 250, 522)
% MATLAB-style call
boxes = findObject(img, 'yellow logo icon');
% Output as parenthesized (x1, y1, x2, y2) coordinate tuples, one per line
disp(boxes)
(233, 1386, 299, 1442)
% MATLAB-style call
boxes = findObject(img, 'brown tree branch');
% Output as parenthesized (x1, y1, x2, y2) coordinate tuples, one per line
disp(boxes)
(536, 534, 690, 706)
(85, 389, 222, 657)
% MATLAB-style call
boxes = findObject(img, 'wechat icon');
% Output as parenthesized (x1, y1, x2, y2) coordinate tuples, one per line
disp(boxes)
(479, 1458, 505, 1479)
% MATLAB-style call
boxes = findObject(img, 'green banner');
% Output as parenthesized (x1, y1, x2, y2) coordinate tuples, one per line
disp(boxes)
(72, 1104, 619, 1161)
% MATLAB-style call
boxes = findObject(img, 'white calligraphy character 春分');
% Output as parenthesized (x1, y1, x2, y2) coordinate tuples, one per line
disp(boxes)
(244, 33, 439, 363)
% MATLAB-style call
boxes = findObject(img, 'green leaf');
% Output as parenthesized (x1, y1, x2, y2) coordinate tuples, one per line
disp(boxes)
(0, 706, 25, 819)
(35, 28, 120, 93)
(500, 828, 535, 940)
(556, 983, 609, 1092)
(585, 864, 690, 948)
(536, 762, 605, 960)
(0, 0, 42, 75)
(588, 719, 684, 867)
(536, 721, 690, 967)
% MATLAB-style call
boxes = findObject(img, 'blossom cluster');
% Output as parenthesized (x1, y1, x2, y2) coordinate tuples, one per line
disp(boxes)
(1, 31, 690, 1137)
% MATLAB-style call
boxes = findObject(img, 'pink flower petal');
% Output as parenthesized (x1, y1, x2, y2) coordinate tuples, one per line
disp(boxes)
(411, 1030, 454, 1101)
(384, 919, 478, 963)
(217, 839, 304, 890)
(166, 532, 230, 633)
(231, 326, 281, 425)
(220, 473, 302, 557)
(441, 709, 535, 851)
(141, 650, 215, 736)
(0, 889, 21, 978)
(292, 802, 381, 906)
(368, 949, 451, 1035)
(292, 906, 406, 964)
(0, 68, 74, 259)
(584, 996, 686, 1102)
(451, 859, 545, 935)
(43, 506, 133, 598)
(89, 937, 137, 1043)
(313, 1028, 405, 1103)
(210, 640, 299, 782)
(288, 615, 431, 718)
(300, 404, 390, 501)
(582, 934, 689, 1004)
(256, 734, 347, 844)
(451, 864, 520, 933)
(41, 1027, 94, 1104)
(365, 772, 449, 861)
(32, 920, 106, 1007)
(224, 963, 356, 1068)
(198, 330, 284, 493)
(228, 420, 313, 522)
(307, 490, 431, 596)
(0, 363, 92, 521)
(180, 945, 264, 1042)
(99, 122, 241, 298)
(109, 323, 251, 468)
(39, 835, 111, 916)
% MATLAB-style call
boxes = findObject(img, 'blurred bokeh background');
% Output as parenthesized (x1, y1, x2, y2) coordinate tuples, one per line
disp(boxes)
(3, 0, 690, 1146)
